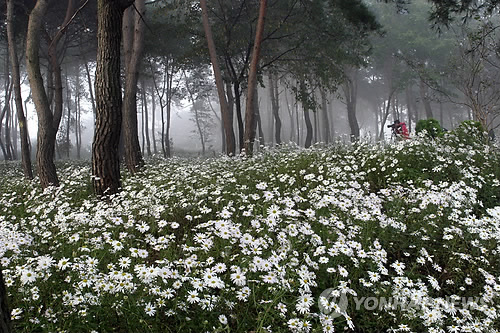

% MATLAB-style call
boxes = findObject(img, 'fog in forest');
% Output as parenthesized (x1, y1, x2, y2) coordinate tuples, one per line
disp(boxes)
(1, 0, 498, 162)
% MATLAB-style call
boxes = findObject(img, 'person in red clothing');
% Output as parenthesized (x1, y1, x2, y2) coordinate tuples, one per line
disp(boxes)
(388, 119, 410, 140)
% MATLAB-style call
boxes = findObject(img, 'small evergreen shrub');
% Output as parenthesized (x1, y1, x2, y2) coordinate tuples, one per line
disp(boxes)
(415, 118, 443, 138)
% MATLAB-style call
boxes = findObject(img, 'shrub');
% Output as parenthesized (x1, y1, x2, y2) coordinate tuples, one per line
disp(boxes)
(415, 118, 443, 138)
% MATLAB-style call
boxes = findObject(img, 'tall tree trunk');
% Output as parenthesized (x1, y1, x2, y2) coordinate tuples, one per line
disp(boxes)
(269, 73, 281, 145)
(343, 70, 360, 141)
(284, 89, 295, 142)
(142, 79, 151, 156)
(313, 107, 318, 144)
(244, 0, 267, 155)
(255, 87, 265, 148)
(419, 78, 433, 119)
(84, 60, 96, 124)
(405, 85, 413, 132)
(122, 0, 145, 173)
(150, 82, 157, 154)
(320, 90, 330, 144)
(26, 0, 59, 188)
(92, 0, 134, 196)
(75, 71, 81, 159)
(65, 71, 71, 158)
(200, 0, 235, 156)
(0, 82, 13, 161)
(2, 57, 13, 161)
(303, 107, 313, 148)
(231, 81, 244, 152)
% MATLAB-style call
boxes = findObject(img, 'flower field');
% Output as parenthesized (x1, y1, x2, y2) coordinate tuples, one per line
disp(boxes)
(1, 125, 500, 332)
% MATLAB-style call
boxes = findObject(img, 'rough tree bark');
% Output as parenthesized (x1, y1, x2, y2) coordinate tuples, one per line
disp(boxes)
(26, 0, 59, 188)
(244, 0, 267, 155)
(92, 0, 134, 196)
(200, 0, 235, 156)
(122, 0, 145, 173)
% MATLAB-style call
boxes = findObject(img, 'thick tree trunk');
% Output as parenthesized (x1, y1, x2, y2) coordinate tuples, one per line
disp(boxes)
(269, 73, 281, 145)
(92, 0, 134, 196)
(122, 0, 145, 173)
(320, 90, 330, 144)
(26, 0, 59, 188)
(200, 0, 235, 156)
(244, 0, 267, 155)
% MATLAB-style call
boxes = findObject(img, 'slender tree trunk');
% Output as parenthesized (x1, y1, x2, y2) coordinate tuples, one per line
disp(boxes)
(122, 0, 145, 173)
(244, 0, 267, 155)
(405, 85, 413, 132)
(303, 107, 313, 148)
(0, 83, 13, 160)
(285, 90, 295, 142)
(3, 57, 13, 161)
(142, 80, 151, 156)
(75, 71, 81, 159)
(343, 70, 360, 141)
(150, 82, 157, 154)
(200, 0, 235, 155)
(419, 78, 433, 119)
(255, 87, 265, 148)
(320, 90, 330, 144)
(232, 82, 244, 152)
(166, 68, 173, 157)
(295, 98, 300, 145)
(65, 71, 71, 158)
(269, 73, 281, 145)
(313, 108, 318, 144)
(84, 61, 96, 124)
(92, 0, 134, 196)
(26, 0, 59, 188)
(141, 97, 145, 156)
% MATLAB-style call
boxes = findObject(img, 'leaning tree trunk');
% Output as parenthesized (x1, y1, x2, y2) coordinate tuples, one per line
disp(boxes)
(200, 0, 235, 156)
(122, 0, 145, 173)
(26, 0, 59, 188)
(92, 0, 134, 196)
(244, 0, 267, 155)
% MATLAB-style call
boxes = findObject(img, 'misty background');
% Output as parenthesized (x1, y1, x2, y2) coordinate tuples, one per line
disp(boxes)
(0, 0, 497, 161)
